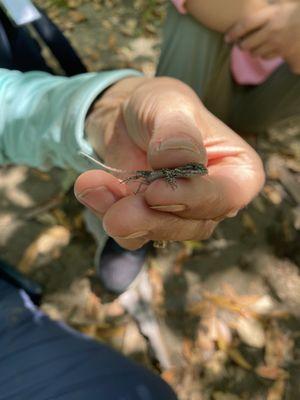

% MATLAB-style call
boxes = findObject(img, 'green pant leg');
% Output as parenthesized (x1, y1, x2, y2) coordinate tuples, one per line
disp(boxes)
(230, 63, 300, 137)
(156, 5, 233, 123)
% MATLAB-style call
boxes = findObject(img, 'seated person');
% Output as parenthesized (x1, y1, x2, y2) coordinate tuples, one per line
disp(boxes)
(158, 0, 300, 138)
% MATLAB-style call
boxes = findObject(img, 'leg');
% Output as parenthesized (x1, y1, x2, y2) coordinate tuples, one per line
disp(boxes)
(156, 4, 234, 123)
(0, 279, 177, 400)
(229, 64, 300, 137)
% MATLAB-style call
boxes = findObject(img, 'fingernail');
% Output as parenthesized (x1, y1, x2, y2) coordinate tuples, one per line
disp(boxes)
(115, 230, 149, 239)
(152, 138, 200, 154)
(150, 204, 187, 212)
(227, 210, 239, 218)
(212, 210, 239, 222)
(212, 215, 225, 222)
(75, 186, 118, 214)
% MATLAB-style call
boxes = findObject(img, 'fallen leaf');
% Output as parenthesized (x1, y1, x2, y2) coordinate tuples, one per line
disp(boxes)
(265, 322, 294, 368)
(267, 379, 286, 400)
(182, 338, 194, 362)
(18, 226, 71, 272)
(255, 365, 288, 380)
(227, 348, 252, 370)
(213, 392, 242, 400)
(161, 368, 179, 386)
(236, 316, 266, 348)
(242, 212, 257, 234)
(249, 295, 275, 315)
(263, 184, 284, 205)
(69, 10, 87, 23)
(216, 319, 232, 351)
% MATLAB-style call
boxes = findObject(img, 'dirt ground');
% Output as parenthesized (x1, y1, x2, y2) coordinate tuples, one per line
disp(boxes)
(1, 1, 300, 399)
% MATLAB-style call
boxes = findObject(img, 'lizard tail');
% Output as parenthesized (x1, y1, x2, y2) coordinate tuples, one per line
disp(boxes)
(79, 151, 127, 175)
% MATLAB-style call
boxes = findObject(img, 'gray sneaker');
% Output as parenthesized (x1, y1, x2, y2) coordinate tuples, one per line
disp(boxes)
(83, 210, 149, 294)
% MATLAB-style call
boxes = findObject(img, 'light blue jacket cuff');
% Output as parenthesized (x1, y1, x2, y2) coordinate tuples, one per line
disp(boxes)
(0, 68, 142, 172)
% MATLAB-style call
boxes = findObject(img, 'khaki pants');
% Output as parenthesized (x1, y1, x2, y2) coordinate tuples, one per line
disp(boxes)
(157, 5, 300, 137)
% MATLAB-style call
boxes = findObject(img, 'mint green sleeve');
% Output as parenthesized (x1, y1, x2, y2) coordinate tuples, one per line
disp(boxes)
(0, 68, 142, 172)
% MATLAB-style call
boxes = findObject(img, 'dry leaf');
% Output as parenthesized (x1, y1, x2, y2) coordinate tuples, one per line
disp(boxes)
(255, 365, 288, 380)
(236, 316, 266, 348)
(204, 350, 227, 378)
(227, 348, 252, 370)
(182, 338, 195, 362)
(263, 184, 284, 205)
(292, 205, 300, 230)
(18, 226, 71, 272)
(249, 295, 275, 315)
(148, 264, 164, 308)
(161, 368, 179, 386)
(242, 212, 257, 234)
(85, 292, 102, 319)
(216, 320, 232, 351)
(196, 331, 216, 362)
(108, 33, 117, 49)
(31, 169, 51, 181)
(69, 10, 87, 23)
(267, 379, 286, 400)
(265, 322, 294, 367)
(202, 290, 259, 317)
(213, 392, 241, 400)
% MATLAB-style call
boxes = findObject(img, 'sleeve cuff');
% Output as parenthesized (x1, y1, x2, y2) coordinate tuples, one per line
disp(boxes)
(58, 69, 142, 172)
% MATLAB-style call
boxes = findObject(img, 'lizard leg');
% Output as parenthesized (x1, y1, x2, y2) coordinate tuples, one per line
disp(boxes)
(134, 180, 149, 194)
(164, 172, 178, 190)
(121, 175, 140, 184)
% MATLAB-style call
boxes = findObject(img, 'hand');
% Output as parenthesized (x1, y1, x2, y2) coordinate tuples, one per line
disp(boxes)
(74, 77, 265, 250)
(225, 2, 300, 74)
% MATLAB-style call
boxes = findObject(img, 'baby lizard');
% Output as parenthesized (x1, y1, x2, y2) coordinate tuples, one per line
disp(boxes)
(80, 151, 208, 249)
(80, 151, 208, 193)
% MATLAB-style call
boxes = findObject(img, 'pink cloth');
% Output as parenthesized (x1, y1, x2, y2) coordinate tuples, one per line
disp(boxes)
(231, 46, 283, 85)
(172, 0, 187, 14)
(171, 0, 283, 85)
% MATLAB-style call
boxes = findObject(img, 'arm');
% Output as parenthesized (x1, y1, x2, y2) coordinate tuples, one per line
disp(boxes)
(0, 68, 141, 172)
(184, 0, 269, 32)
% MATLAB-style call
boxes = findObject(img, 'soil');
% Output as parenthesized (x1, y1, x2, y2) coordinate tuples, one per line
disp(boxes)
(0, 1, 300, 399)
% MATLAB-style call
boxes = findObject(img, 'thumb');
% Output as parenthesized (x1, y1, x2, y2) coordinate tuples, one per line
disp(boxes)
(123, 77, 207, 169)
(148, 110, 207, 169)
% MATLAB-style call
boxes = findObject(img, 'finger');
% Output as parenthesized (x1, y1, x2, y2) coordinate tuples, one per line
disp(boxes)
(102, 194, 218, 250)
(260, 51, 279, 60)
(147, 80, 207, 168)
(238, 27, 269, 52)
(74, 169, 129, 217)
(112, 236, 150, 251)
(144, 174, 241, 221)
(123, 78, 208, 169)
(225, 8, 272, 43)
(251, 44, 277, 59)
(145, 112, 265, 221)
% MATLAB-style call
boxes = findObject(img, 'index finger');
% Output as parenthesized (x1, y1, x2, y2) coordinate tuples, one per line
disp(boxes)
(225, 8, 271, 43)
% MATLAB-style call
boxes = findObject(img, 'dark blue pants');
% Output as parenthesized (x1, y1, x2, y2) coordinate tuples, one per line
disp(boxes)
(0, 279, 177, 400)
